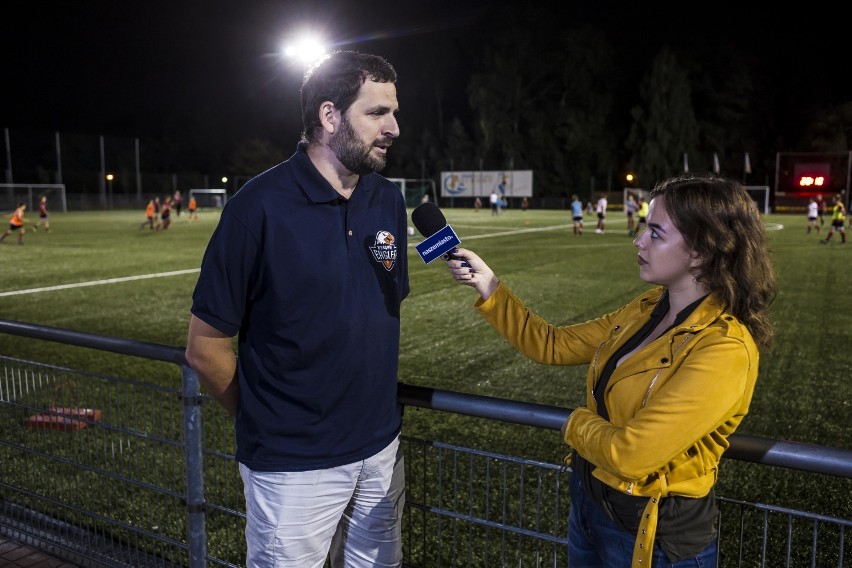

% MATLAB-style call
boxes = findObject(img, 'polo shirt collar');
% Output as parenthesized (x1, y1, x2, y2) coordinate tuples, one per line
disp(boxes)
(290, 142, 378, 203)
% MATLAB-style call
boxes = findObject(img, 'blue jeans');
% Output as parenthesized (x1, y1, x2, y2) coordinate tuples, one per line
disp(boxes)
(568, 473, 717, 568)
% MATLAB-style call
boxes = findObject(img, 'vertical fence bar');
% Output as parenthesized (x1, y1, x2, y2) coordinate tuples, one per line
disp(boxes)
(181, 363, 208, 567)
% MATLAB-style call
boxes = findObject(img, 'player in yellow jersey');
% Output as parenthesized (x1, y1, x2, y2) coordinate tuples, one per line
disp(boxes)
(820, 194, 846, 244)
(636, 196, 649, 234)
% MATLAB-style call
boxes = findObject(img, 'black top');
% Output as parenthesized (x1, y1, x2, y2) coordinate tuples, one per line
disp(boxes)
(191, 143, 409, 471)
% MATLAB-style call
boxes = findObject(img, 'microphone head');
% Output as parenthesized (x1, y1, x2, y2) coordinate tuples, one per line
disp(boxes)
(411, 202, 447, 237)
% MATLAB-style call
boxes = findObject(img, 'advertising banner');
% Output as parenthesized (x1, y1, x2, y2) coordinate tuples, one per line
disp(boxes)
(440, 170, 533, 197)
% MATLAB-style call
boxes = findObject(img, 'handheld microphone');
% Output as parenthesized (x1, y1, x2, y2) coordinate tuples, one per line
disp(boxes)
(411, 202, 462, 264)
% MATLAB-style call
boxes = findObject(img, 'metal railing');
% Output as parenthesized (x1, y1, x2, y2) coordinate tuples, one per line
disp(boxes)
(1, 319, 850, 567)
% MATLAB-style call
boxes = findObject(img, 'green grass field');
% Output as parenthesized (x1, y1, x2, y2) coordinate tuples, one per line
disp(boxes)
(1, 206, 850, 521)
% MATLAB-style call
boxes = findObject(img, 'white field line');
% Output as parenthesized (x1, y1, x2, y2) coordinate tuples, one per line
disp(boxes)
(1, 221, 785, 298)
(416, 223, 570, 242)
(0, 268, 200, 298)
(1, 224, 569, 298)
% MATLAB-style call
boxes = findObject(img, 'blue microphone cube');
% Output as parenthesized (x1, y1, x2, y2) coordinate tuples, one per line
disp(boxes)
(415, 224, 462, 264)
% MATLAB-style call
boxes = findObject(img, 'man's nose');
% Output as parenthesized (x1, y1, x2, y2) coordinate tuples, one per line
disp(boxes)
(384, 115, 400, 138)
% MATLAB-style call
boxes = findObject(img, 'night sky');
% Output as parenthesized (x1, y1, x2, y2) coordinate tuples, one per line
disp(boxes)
(3, 1, 849, 148)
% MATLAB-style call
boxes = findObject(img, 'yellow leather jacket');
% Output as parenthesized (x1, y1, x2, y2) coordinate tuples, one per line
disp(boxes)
(475, 283, 759, 567)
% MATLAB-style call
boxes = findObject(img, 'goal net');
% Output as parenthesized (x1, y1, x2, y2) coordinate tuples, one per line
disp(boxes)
(188, 188, 228, 210)
(745, 186, 770, 214)
(0, 183, 67, 213)
(623, 186, 770, 214)
(389, 178, 437, 208)
(622, 187, 651, 210)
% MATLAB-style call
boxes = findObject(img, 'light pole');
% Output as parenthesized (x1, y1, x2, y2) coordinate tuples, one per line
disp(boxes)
(106, 173, 115, 209)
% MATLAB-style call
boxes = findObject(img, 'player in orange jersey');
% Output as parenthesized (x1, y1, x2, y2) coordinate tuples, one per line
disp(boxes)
(1, 203, 27, 245)
(140, 200, 156, 230)
(187, 195, 198, 222)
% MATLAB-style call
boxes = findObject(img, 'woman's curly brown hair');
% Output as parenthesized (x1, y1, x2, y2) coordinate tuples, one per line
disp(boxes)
(650, 173, 777, 349)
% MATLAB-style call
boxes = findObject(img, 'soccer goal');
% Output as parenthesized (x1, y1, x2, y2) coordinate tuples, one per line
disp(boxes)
(0, 183, 67, 213)
(745, 185, 770, 214)
(623, 187, 650, 209)
(188, 188, 228, 210)
(389, 178, 437, 208)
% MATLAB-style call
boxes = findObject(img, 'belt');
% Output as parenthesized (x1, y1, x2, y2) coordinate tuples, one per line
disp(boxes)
(632, 489, 662, 567)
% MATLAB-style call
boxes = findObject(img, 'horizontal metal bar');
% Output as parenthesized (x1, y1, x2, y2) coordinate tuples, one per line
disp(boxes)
(397, 382, 852, 479)
(3, 319, 850, 479)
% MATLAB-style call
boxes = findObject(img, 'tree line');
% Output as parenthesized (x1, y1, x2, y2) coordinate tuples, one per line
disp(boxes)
(7, 7, 852, 200)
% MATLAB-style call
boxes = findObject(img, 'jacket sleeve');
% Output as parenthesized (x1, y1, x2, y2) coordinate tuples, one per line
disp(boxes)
(475, 282, 615, 366)
(565, 334, 757, 481)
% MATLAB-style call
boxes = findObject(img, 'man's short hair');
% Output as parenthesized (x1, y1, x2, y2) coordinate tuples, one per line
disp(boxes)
(300, 51, 397, 145)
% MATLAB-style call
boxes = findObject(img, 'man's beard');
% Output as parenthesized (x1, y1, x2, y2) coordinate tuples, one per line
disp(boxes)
(330, 116, 388, 175)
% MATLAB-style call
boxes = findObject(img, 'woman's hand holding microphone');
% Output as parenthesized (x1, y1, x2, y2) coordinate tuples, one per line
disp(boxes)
(444, 247, 499, 301)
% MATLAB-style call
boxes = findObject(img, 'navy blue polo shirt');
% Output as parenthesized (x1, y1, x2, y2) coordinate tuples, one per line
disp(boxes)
(191, 144, 409, 471)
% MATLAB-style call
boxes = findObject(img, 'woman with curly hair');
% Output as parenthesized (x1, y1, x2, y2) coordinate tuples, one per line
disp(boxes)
(442, 172, 776, 567)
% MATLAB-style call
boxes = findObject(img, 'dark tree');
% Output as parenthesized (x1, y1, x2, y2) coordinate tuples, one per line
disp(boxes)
(626, 48, 699, 189)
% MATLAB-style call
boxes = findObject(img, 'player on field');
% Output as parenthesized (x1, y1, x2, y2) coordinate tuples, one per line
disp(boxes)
(820, 194, 846, 244)
(806, 197, 820, 235)
(637, 196, 649, 234)
(140, 199, 156, 230)
(187, 195, 198, 222)
(160, 197, 172, 230)
(570, 194, 584, 236)
(33, 195, 50, 232)
(1, 203, 27, 245)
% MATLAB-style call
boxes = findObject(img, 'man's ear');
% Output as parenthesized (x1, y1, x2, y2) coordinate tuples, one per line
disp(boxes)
(319, 101, 337, 134)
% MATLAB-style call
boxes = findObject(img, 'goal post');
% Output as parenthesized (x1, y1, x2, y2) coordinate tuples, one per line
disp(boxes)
(188, 188, 228, 210)
(0, 183, 67, 213)
(622, 187, 650, 210)
(623, 185, 770, 214)
(389, 178, 437, 208)
(745, 185, 770, 214)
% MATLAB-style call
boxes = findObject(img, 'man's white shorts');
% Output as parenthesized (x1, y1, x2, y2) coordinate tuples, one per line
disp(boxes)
(240, 435, 405, 567)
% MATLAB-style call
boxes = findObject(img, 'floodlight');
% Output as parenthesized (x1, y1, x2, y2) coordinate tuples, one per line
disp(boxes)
(282, 34, 327, 68)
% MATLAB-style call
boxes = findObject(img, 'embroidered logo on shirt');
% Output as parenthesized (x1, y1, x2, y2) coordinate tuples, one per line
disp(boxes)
(370, 230, 398, 271)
